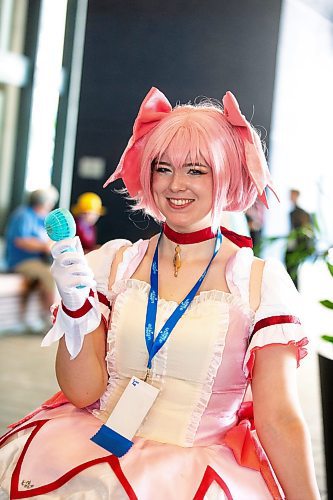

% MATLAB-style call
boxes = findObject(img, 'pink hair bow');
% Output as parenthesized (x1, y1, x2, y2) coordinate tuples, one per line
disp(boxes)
(103, 87, 172, 197)
(222, 91, 279, 208)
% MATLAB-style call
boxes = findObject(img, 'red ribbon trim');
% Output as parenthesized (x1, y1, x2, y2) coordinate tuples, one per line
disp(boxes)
(250, 315, 301, 343)
(61, 289, 94, 318)
(61, 290, 111, 319)
(224, 404, 283, 499)
(193, 465, 233, 499)
(9, 420, 137, 499)
(97, 291, 110, 307)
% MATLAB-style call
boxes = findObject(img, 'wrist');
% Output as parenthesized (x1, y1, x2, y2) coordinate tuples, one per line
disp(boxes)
(61, 288, 95, 315)
(62, 290, 95, 316)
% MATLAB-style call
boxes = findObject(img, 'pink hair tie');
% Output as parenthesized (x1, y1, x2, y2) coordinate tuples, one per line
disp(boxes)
(222, 91, 279, 208)
(103, 87, 172, 197)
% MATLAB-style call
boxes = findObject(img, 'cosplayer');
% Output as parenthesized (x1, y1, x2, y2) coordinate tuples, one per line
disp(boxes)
(0, 88, 319, 499)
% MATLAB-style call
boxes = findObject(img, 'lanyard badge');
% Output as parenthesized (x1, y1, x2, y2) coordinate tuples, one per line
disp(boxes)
(144, 228, 222, 380)
(91, 228, 222, 457)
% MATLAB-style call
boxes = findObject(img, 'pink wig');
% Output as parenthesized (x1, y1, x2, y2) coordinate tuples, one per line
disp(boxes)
(133, 101, 260, 231)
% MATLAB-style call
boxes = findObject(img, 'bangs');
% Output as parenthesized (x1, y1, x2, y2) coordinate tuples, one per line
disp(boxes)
(154, 122, 210, 168)
(146, 107, 214, 169)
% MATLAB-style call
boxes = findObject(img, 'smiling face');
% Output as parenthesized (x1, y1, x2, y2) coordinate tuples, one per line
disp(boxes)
(151, 153, 214, 232)
(137, 104, 259, 231)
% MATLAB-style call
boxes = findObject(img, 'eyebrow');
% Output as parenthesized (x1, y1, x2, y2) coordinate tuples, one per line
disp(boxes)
(155, 161, 210, 168)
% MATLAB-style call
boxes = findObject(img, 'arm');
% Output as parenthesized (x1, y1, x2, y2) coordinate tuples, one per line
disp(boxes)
(14, 236, 51, 254)
(56, 320, 108, 408)
(51, 240, 131, 408)
(252, 345, 320, 500)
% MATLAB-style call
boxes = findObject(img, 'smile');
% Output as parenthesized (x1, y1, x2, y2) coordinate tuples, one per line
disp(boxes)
(167, 198, 194, 207)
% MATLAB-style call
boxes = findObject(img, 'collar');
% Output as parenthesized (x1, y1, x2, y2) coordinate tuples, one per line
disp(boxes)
(163, 223, 253, 248)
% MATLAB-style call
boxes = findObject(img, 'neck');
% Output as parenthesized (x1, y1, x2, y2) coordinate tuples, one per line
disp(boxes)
(159, 223, 218, 277)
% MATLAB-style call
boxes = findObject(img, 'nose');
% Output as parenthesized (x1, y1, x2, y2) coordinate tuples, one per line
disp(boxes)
(169, 170, 186, 192)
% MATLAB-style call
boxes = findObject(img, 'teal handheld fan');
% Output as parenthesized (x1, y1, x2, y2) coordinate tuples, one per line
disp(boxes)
(44, 208, 85, 288)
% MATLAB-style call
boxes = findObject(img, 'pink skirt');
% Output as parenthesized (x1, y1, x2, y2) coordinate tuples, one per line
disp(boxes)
(0, 402, 283, 499)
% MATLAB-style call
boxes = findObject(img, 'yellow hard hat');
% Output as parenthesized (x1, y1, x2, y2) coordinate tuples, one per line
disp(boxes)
(71, 192, 106, 216)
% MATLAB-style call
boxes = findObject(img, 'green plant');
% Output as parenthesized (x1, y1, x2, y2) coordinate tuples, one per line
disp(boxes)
(320, 254, 333, 344)
(259, 222, 317, 282)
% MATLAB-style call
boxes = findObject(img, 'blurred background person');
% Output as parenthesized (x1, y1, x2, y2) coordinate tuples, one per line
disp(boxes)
(284, 188, 316, 289)
(71, 192, 106, 253)
(4, 186, 59, 328)
(245, 198, 265, 256)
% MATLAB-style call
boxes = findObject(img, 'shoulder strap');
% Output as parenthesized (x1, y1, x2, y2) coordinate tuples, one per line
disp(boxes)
(249, 258, 265, 312)
(108, 239, 150, 290)
(108, 244, 132, 290)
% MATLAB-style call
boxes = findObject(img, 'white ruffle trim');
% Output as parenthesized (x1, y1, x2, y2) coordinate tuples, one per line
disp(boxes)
(41, 294, 101, 359)
(85, 238, 132, 297)
(225, 247, 254, 305)
(243, 323, 309, 379)
(113, 239, 149, 284)
(184, 299, 230, 446)
(95, 318, 118, 418)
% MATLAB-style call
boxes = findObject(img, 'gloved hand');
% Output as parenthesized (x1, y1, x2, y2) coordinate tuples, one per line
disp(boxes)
(51, 236, 96, 311)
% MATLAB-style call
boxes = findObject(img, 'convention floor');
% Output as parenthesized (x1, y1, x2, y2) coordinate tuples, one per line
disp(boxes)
(0, 329, 327, 498)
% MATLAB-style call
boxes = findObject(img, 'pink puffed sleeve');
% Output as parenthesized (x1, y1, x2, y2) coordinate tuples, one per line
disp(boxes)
(243, 258, 309, 379)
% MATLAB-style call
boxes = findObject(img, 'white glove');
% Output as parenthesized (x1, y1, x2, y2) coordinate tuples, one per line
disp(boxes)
(43, 238, 132, 359)
(43, 236, 101, 358)
(51, 236, 96, 311)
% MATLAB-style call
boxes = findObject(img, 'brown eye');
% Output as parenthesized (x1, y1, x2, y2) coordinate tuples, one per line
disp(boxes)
(155, 166, 172, 174)
(188, 168, 206, 175)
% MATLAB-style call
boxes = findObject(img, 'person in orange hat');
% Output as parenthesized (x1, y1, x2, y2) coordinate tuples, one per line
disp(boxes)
(71, 192, 106, 252)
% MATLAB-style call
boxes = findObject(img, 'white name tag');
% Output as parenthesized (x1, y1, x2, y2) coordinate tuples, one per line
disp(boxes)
(104, 376, 160, 440)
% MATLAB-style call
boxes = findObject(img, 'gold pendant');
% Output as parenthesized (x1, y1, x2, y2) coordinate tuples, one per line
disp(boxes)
(173, 245, 181, 277)
(144, 368, 152, 382)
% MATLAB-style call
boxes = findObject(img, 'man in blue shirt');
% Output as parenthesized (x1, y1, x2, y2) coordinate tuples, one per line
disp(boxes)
(5, 187, 59, 325)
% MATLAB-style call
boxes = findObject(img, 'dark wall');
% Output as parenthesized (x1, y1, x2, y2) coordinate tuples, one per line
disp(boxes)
(72, 0, 282, 243)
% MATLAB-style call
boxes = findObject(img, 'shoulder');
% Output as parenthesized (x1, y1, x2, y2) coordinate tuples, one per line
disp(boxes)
(261, 257, 294, 287)
(256, 258, 302, 317)
(9, 206, 28, 223)
(251, 257, 294, 305)
(85, 239, 132, 293)
(224, 243, 254, 302)
(83, 237, 154, 296)
(6, 207, 33, 236)
(108, 235, 157, 287)
(142, 233, 159, 258)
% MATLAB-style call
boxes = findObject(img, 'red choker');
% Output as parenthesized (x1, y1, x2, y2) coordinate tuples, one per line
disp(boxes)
(163, 223, 253, 248)
(163, 223, 216, 244)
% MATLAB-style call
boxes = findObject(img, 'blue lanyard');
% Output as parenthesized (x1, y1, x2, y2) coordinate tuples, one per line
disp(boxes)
(144, 228, 222, 372)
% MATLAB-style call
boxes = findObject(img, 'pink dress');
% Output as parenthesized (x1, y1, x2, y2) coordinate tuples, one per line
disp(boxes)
(0, 238, 308, 500)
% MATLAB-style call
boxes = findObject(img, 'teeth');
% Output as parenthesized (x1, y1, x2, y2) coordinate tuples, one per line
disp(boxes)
(169, 198, 193, 206)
